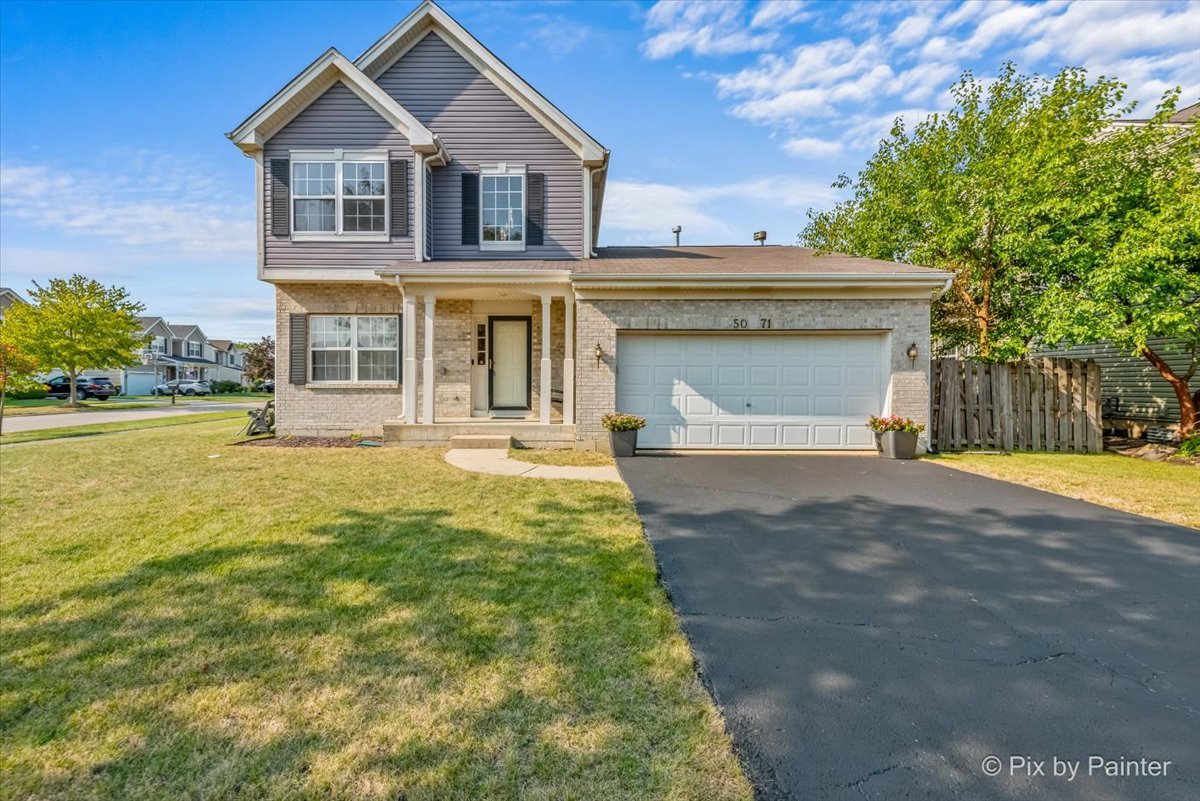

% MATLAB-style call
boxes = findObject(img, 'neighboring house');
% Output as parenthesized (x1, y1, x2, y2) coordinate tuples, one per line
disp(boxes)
(208, 340, 247, 384)
(43, 317, 249, 394)
(227, 1, 952, 450)
(0, 287, 28, 321)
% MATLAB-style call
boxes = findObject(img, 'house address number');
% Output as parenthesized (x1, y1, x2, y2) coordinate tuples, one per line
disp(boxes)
(732, 317, 772, 329)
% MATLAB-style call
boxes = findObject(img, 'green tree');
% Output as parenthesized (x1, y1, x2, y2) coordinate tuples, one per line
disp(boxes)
(0, 336, 42, 435)
(241, 335, 275, 383)
(802, 65, 1131, 360)
(3, 275, 146, 407)
(1039, 104, 1200, 435)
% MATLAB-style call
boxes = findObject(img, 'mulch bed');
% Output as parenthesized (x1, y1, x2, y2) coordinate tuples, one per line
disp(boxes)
(236, 436, 367, 449)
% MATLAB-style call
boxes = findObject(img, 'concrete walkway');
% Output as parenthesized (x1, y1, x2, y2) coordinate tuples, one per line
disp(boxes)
(3, 402, 263, 433)
(444, 449, 622, 482)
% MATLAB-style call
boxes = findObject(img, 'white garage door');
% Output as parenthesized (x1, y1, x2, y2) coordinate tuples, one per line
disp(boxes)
(616, 333, 886, 450)
(123, 372, 160, 395)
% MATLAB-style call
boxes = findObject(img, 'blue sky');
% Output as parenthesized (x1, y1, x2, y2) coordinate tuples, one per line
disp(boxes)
(2, 0, 1197, 340)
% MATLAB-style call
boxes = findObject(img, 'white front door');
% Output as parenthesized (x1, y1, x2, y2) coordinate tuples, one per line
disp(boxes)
(491, 319, 529, 408)
(616, 333, 886, 450)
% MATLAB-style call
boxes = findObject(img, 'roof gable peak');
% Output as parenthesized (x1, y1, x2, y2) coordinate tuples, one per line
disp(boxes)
(356, 1, 607, 166)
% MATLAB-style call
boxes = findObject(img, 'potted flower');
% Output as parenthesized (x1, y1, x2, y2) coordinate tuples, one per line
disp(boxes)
(602, 412, 646, 457)
(866, 415, 925, 460)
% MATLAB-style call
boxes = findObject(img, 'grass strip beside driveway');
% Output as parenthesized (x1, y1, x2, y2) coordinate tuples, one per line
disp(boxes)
(508, 448, 615, 467)
(928, 451, 1198, 529)
(0, 421, 751, 801)
(0, 411, 246, 445)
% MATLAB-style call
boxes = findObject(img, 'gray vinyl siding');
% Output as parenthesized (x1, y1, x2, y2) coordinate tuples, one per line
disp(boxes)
(1038, 337, 1193, 423)
(263, 81, 414, 268)
(376, 32, 583, 260)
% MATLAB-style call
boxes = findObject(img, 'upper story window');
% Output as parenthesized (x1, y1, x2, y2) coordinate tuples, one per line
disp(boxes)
(187, 341, 202, 358)
(481, 164, 525, 251)
(291, 151, 387, 240)
(150, 336, 166, 354)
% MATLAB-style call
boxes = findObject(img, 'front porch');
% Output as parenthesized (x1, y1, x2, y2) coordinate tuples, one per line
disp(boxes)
(384, 272, 578, 444)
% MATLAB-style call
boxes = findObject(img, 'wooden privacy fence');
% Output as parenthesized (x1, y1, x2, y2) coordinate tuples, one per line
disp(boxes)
(930, 358, 1102, 453)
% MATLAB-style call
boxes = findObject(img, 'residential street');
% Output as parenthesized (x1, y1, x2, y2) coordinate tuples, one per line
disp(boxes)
(2, 402, 264, 433)
(620, 453, 1200, 801)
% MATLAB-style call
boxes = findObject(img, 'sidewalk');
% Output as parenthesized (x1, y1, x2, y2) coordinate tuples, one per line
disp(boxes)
(2, 402, 263, 433)
(444, 449, 622, 482)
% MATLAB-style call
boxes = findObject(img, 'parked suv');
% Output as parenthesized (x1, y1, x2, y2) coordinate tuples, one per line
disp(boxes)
(44, 376, 117, 400)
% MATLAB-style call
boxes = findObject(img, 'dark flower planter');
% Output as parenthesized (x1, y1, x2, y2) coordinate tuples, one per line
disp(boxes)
(880, 430, 918, 460)
(609, 429, 638, 457)
(873, 431, 883, 454)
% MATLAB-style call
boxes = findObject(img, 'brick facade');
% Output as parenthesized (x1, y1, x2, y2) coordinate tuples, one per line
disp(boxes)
(276, 286, 932, 448)
(573, 297, 933, 449)
(275, 284, 568, 436)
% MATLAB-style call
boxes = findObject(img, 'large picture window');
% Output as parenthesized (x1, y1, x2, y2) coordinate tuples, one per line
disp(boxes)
(292, 153, 387, 238)
(481, 164, 525, 250)
(310, 315, 399, 383)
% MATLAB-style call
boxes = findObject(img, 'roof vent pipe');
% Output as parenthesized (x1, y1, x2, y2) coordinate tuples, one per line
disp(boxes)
(753, 230, 767, 245)
(671, 225, 681, 247)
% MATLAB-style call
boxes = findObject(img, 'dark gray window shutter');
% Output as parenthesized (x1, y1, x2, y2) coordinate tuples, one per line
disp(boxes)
(390, 160, 409, 237)
(289, 313, 307, 385)
(527, 172, 545, 246)
(270, 159, 290, 237)
(461, 171, 479, 245)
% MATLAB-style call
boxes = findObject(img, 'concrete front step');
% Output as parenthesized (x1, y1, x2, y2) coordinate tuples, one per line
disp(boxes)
(448, 435, 513, 450)
(383, 421, 576, 449)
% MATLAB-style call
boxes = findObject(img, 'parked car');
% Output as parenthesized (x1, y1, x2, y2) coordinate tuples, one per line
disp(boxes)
(261, 379, 275, 393)
(151, 379, 211, 396)
(44, 376, 117, 400)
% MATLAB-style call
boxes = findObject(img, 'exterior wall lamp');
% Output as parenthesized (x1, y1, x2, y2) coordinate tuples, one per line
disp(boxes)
(594, 343, 604, 368)
(906, 342, 919, 367)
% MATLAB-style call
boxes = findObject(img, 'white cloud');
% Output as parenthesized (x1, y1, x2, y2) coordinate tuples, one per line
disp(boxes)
(645, 0, 1200, 157)
(642, 1, 780, 60)
(781, 137, 845, 158)
(0, 158, 254, 258)
(750, 0, 812, 28)
(891, 15, 935, 47)
(604, 176, 836, 240)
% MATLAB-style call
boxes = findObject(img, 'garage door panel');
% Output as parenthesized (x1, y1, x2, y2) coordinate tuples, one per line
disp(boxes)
(782, 395, 811, 416)
(718, 365, 746, 384)
(749, 365, 779, 387)
(717, 425, 747, 445)
(813, 365, 842, 386)
(684, 395, 714, 416)
(616, 333, 886, 450)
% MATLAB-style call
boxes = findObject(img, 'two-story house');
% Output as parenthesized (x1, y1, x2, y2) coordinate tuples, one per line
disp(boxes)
(119, 320, 244, 393)
(229, 1, 951, 451)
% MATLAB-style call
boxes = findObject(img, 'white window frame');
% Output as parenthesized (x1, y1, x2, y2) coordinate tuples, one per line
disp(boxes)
(480, 163, 526, 252)
(187, 341, 202, 358)
(290, 149, 389, 242)
(150, 336, 166, 355)
(308, 315, 399, 385)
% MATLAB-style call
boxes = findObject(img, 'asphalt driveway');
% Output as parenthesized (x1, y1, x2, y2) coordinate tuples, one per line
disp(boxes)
(619, 454, 1199, 801)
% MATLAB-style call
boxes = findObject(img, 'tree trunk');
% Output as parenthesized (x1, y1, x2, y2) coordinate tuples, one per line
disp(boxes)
(0, 385, 6, 436)
(1140, 346, 1197, 438)
(68, 368, 78, 408)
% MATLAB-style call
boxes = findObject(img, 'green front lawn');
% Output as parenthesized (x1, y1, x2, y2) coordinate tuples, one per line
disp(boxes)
(0, 422, 750, 801)
(0, 411, 247, 445)
(509, 447, 615, 467)
(928, 451, 1198, 529)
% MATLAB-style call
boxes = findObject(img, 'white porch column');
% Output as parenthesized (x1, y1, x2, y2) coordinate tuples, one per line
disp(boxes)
(539, 294, 552, 424)
(563, 293, 575, 425)
(403, 293, 417, 424)
(423, 294, 436, 423)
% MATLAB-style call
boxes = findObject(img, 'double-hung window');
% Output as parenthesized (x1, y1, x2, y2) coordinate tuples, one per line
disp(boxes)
(310, 316, 399, 383)
(150, 336, 166, 355)
(187, 341, 202, 358)
(291, 151, 388, 239)
(481, 164, 525, 250)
